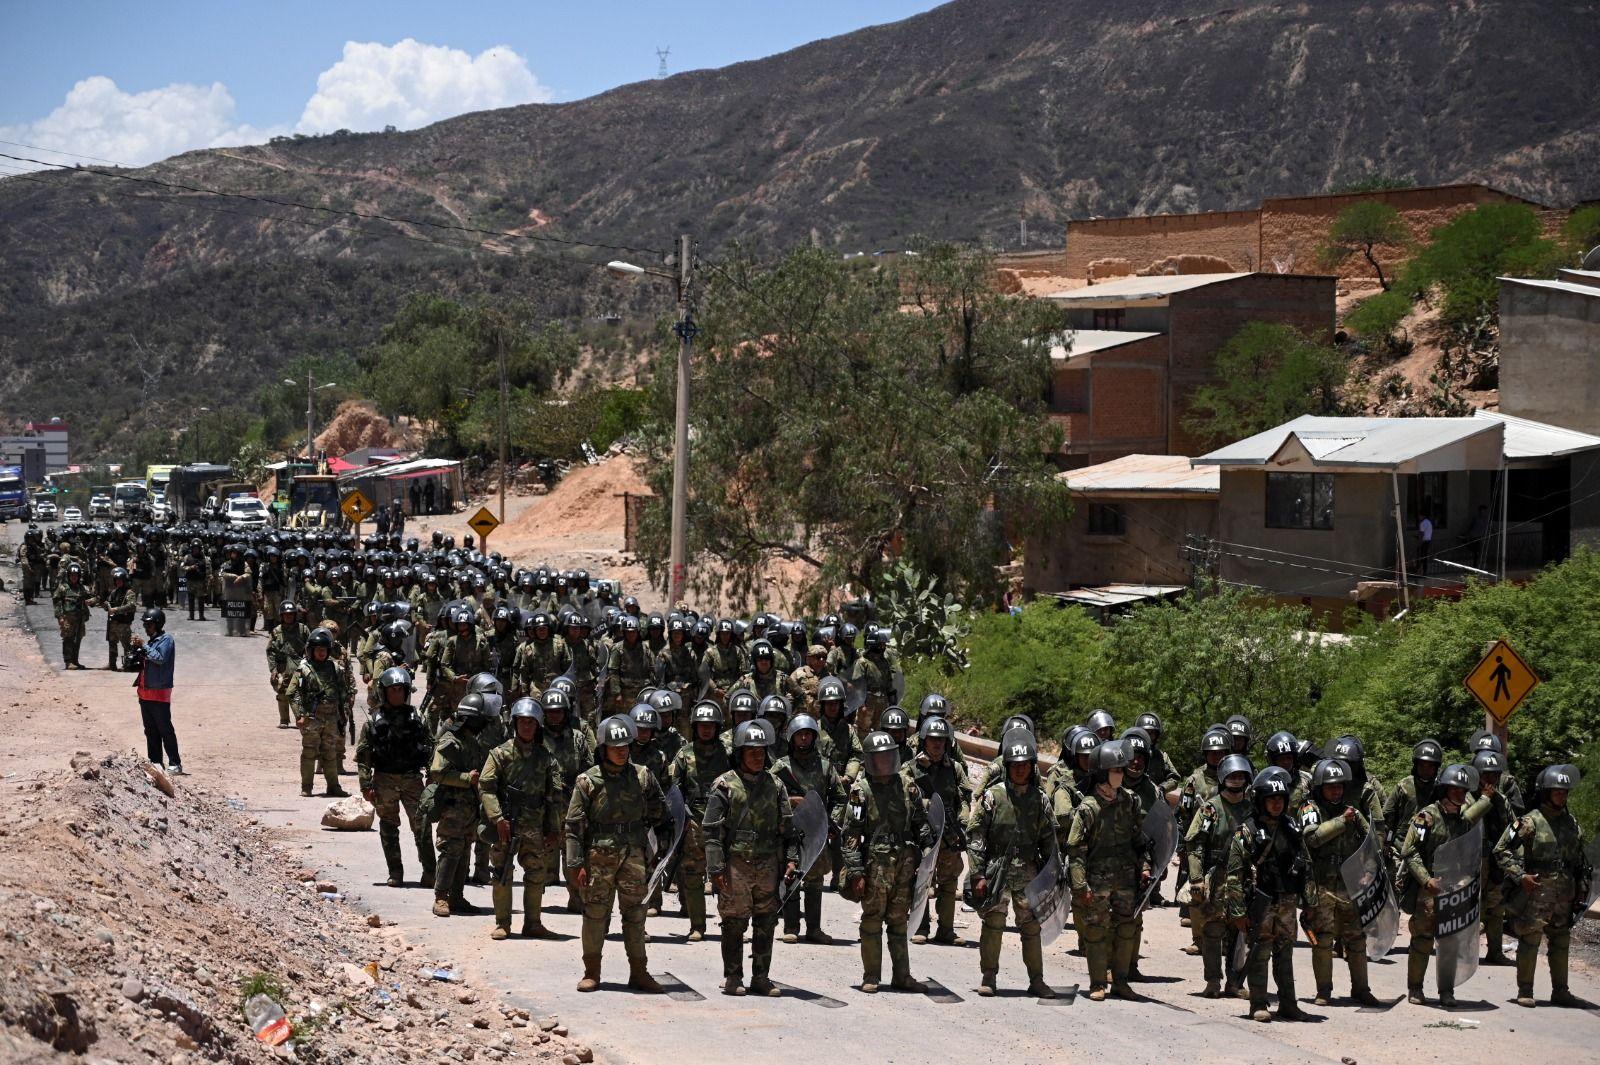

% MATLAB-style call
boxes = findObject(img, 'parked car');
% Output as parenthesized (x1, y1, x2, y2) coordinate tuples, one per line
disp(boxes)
(88, 493, 113, 519)
(63, 505, 83, 522)
(150, 492, 169, 522)
(224, 496, 271, 529)
(32, 498, 58, 522)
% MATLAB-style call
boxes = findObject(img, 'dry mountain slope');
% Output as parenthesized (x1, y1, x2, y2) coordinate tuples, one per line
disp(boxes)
(2, 0, 1597, 456)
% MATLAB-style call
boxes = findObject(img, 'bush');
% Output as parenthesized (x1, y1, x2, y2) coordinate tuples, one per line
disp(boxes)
(1408, 204, 1562, 326)
(1345, 288, 1413, 342)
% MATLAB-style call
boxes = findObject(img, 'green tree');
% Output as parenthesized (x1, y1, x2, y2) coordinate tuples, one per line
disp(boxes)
(1321, 201, 1409, 290)
(1183, 322, 1351, 447)
(1344, 288, 1414, 349)
(635, 242, 1070, 607)
(1562, 205, 1600, 263)
(1408, 203, 1562, 327)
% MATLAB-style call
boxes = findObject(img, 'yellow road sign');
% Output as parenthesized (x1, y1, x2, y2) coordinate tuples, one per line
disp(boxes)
(1464, 638, 1540, 725)
(340, 489, 375, 524)
(467, 506, 502, 541)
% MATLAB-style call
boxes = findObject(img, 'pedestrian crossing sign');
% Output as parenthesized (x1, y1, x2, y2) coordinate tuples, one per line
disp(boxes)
(340, 489, 375, 524)
(1464, 638, 1540, 724)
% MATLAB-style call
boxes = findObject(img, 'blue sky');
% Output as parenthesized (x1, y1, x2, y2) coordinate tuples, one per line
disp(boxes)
(0, 1, 940, 169)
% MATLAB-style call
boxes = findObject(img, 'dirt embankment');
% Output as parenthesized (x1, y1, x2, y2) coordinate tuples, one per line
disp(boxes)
(0, 753, 581, 1064)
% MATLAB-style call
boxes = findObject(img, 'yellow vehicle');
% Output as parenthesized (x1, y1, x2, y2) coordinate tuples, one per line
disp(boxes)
(287, 474, 341, 528)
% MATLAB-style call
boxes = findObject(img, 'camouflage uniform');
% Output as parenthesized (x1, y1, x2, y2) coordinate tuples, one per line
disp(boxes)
(1399, 794, 1490, 998)
(842, 768, 929, 989)
(1224, 811, 1305, 1016)
(559, 636, 603, 723)
(439, 628, 494, 713)
(655, 643, 700, 700)
(1067, 787, 1153, 996)
(1494, 800, 1590, 1005)
(427, 722, 488, 910)
(697, 641, 746, 705)
(847, 650, 895, 736)
(963, 771, 1055, 993)
(605, 638, 657, 714)
(543, 718, 596, 906)
(514, 636, 566, 701)
(735, 666, 802, 708)
(1185, 789, 1251, 993)
(479, 734, 563, 935)
(565, 759, 667, 984)
(18, 536, 47, 603)
(773, 734, 842, 941)
(905, 747, 974, 943)
(52, 576, 95, 668)
(102, 581, 138, 669)
(669, 734, 733, 937)
(293, 655, 349, 795)
(789, 663, 822, 716)
(1176, 763, 1220, 945)
(1299, 794, 1376, 1001)
(356, 700, 435, 886)
(705, 764, 798, 993)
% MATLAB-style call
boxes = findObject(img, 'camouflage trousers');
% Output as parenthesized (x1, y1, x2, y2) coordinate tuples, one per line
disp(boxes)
(978, 861, 1045, 979)
(298, 703, 341, 792)
(22, 565, 43, 600)
(677, 818, 710, 932)
(105, 620, 134, 666)
(717, 854, 782, 985)
(1304, 882, 1371, 996)
(860, 848, 918, 983)
(487, 826, 551, 931)
(432, 796, 479, 902)
(1244, 895, 1300, 1009)
(271, 671, 294, 725)
(580, 844, 650, 965)
(372, 771, 434, 882)
(1073, 871, 1142, 989)
(915, 841, 966, 937)
(1191, 880, 1242, 987)
(1510, 873, 1575, 996)
(57, 615, 86, 667)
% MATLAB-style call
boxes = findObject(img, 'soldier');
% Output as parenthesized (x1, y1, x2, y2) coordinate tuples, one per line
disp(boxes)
(18, 527, 47, 604)
(357, 666, 436, 888)
(440, 607, 493, 714)
(480, 697, 563, 940)
(1329, 735, 1386, 850)
(789, 644, 828, 716)
(670, 700, 733, 941)
(825, 621, 858, 679)
(566, 715, 667, 994)
(427, 694, 495, 917)
(181, 541, 208, 621)
(906, 716, 972, 946)
(266, 603, 308, 723)
(488, 604, 520, 693)
(513, 611, 560, 698)
(540, 688, 593, 911)
(840, 730, 929, 993)
(1186, 752, 1253, 998)
(964, 726, 1057, 998)
(1177, 728, 1229, 942)
(629, 703, 673, 916)
(736, 639, 801, 706)
(102, 567, 138, 670)
(1134, 712, 1183, 798)
(605, 616, 657, 715)
(52, 562, 96, 669)
(1263, 731, 1301, 805)
(293, 627, 351, 798)
(1067, 741, 1153, 1001)
(847, 628, 897, 738)
(1118, 727, 1164, 980)
(365, 620, 411, 710)
(1473, 748, 1517, 965)
(1494, 764, 1590, 1008)
(1298, 758, 1382, 1006)
(774, 713, 840, 944)
(1384, 740, 1443, 863)
(704, 721, 798, 997)
(1399, 762, 1490, 1007)
(698, 619, 746, 704)
(655, 615, 700, 697)
(1225, 767, 1308, 1023)
(815, 676, 864, 781)
(647, 688, 686, 763)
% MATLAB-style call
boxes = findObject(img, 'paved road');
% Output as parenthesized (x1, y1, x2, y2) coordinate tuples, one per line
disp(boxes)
(4, 527, 1598, 1064)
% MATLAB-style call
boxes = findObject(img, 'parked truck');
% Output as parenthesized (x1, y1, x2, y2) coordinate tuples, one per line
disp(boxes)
(0, 465, 25, 521)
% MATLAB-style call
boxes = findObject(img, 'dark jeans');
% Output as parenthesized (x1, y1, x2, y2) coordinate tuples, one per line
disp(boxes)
(139, 698, 181, 767)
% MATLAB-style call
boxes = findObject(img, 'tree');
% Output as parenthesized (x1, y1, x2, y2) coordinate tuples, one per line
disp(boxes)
(1563, 205, 1600, 263)
(1407, 204, 1562, 327)
(1321, 201, 1409, 290)
(634, 243, 1070, 608)
(1183, 322, 1351, 447)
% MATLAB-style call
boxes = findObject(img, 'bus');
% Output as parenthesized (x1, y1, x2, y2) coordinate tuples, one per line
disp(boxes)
(113, 480, 149, 518)
(0, 465, 25, 521)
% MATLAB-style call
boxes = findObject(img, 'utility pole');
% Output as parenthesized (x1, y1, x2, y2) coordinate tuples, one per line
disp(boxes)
(668, 232, 696, 607)
(305, 372, 316, 463)
(498, 322, 509, 532)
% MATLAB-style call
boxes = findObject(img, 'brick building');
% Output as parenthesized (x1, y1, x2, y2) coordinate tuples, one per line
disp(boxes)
(1043, 272, 1335, 466)
(1056, 183, 1561, 281)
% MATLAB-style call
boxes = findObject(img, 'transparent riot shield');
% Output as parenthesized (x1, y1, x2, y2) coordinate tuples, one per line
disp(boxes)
(1135, 801, 1179, 915)
(779, 790, 830, 906)
(907, 795, 946, 935)
(646, 785, 688, 898)
(1023, 846, 1070, 946)
(1340, 825, 1400, 960)
(1432, 821, 1484, 995)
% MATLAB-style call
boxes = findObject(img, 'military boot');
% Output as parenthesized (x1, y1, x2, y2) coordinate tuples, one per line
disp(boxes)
(1274, 948, 1307, 1019)
(860, 924, 883, 992)
(721, 918, 748, 995)
(379, 824, 405, 887)
(1348, 953, 1380, 1007)
(107, 647, 118, 670)
(887, 926, 918, 992)
(1406, 943, 1430, 1004)
(1549, 932, 1577, 1006)
(628, 959, 664, 994)
(749, 917, 779, 997)
(1515, 937, 1539, 1006)
(1084, 935, 1110, 1000)
(492, 880, 514, 937)
(913, 909, 932, 945)
(576, 956, 601, 993)
(1311, 946, 1334, 1005)
(1483, 909, 1511, 964)
(931, 894, 963, 945)
(782, 893, 802, 944)
(684, 882, 707, 941)
(1110, 934, 1138, 998)
(802, 888, 832, 943)
(1023, 932, 1056, 999)
(522, 884, 555, 938)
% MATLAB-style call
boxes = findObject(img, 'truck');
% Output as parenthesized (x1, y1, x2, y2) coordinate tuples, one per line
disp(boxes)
(145, 464, 178, 523)
(167, 463, 235, 523)
(286, 473, 341, 528)
(112, 480, 149, 519)
(0, 465, 25, 521)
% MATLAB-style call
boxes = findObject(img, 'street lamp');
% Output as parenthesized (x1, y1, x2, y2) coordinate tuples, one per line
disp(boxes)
(284, 376, 337, 465)
(608, 234, 695, 607)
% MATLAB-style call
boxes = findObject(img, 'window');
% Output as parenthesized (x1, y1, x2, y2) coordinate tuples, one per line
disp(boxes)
(1265, 473, 1334, 530)
(1086, 503, 1127, 536)
(1092, 308, 1126, 329)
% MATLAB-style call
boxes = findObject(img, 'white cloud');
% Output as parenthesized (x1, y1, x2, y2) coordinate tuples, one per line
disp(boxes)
(0, 40, 547, 174)
(0, 75, 279, 171)
(296, 39, 551, 134)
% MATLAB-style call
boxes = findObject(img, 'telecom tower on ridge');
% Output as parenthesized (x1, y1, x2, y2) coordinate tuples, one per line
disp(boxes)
(656, 47, 671, 78)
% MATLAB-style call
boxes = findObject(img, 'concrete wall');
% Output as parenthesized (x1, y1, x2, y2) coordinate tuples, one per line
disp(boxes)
(1499, 281, 1600, 435)
(1215, 469, 1397, 599)
(1063, 211, 1260, 278)
(1024, 497, 1216, 592)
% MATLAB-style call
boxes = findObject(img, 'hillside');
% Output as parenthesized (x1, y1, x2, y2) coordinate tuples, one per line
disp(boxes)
(4, 0, 1599, 456)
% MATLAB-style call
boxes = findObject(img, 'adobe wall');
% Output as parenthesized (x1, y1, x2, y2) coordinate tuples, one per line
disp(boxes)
(1063, 211, 1260, 277)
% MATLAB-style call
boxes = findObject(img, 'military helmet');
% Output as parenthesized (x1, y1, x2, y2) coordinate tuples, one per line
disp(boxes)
(919, 693, 950, 718)
(1000, 726, 1038, 764)
(732, 720, 769, 750)
(1134, 711, 1164, 740)
(455, 692, 493, 720)
(785, 713, 821, 744)
(1265, 730, 1298, 758)
(531, 610, 553, 633)
(621, 614, 641, 636)
(1437, 763, 1479, 793)
(629, 703, 662, 732)
(1252, 766, 1294, 807)
(1327, 735, 1366, 765)
(1091, 739, 1130, 779)
(862, 730, 901, 775)
(1201, 728, 1230, 754)
(817, 676, 847, 704)
(276, 599, 297, 617)
(1001, 713, 1035, 737)
(112, 566, 128, 582)
(540, 688, 572, 715)
(1071, 730, 1101, 759)
(1119, 727, 1152, 762)
(1471, 749, 1505, 776)
(509, 697, 545, 728)
(691, 700, 724, 726)
(382, 619, 412, 648)
(647, 688, 683, 717)
(493, 604, 515, 625)
(377, 665, 414, 692)
(308, 627, 335, 651)
(1085, 709, 1116, 736)
(1468, 729, 1505, 755)
(728, 688, 758, 718)
(751, 639, 775, 662)
(599, 715, 636, 748)
(1295, 738, 1321, 770)
(450, 606, 474, 627)
(469, 672, 503, 697)
(1225, 714, 1252, 742)
(758, 693, 790, 721)
(1412, 738, 1444, 765)
(1218, 753, 1254, 784)
(1310, 757, 1352, 791)
(878, 705, 909, 734)
(919, 715, 954, 742)
(1535, 763, 1578, 793)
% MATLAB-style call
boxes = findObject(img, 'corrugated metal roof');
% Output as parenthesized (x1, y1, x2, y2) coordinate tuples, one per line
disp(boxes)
(1473, 410, 1600, 459)
(1047, 329, 1163, 360)
(1043, 272, 1248, 303)
(1500, 276, 1600, 299)
(1059, 454, 1219, 494)
(338, 457, 459, 481)
(1197, 416, 1500, 468)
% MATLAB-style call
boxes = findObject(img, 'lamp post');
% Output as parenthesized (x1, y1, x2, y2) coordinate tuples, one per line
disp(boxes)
(284, 376, 337, 465)
(608, 233, 695, 606)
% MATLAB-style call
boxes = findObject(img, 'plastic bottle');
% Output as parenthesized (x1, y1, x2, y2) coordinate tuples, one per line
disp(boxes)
(244, 994, 293, 1046)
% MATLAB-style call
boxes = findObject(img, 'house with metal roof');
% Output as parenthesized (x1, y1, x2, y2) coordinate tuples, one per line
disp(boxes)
(1193, 411, 1600, 611)
(1040, 272, 1335, 465)
(1499, 268, 1600, 437)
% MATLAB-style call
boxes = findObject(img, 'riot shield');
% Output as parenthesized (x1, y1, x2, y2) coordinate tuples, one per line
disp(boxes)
(593, 659, 610, 709)
(1340, 826, 1400, 960)
(891, 668, 906, 707)
(906, 795, 946, 935)
(1023, 846, 1070, 946)
(779, 790, 830, 906)
(646, 785, 688, 897)
(1432, 821, 1484, 994)
(845, 678, 868, 718)
(1135, 801, 1179, 915)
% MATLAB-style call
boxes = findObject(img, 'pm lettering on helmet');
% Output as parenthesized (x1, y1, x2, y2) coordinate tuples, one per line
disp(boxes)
(1010, 744, 1028, 758)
